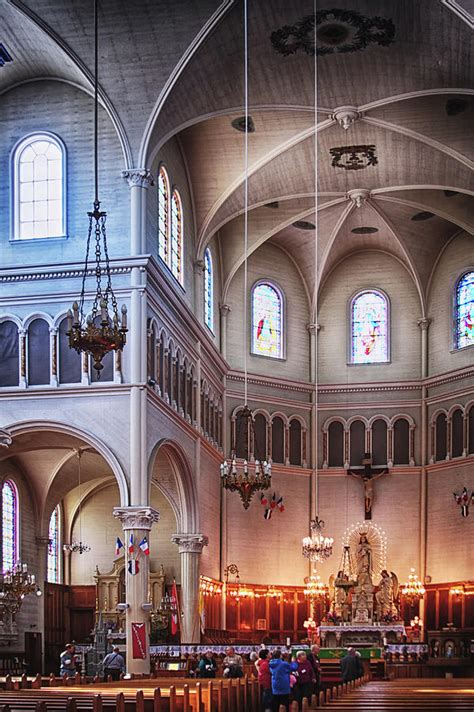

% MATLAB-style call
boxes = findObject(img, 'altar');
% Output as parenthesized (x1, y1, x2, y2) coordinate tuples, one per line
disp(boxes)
(318, 623, 405, 648)
(317, 522, 406, 649)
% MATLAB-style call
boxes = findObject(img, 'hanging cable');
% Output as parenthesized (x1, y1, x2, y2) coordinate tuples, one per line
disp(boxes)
(313, 0, 319, 517)
(94, 0, 99, 205)
(243, 0, 249, 407)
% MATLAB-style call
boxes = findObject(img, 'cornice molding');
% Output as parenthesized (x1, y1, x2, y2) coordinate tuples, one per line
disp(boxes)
(0, 256, 148, 284)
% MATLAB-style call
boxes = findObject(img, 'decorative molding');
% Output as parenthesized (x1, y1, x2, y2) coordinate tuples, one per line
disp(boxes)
(331, 106, 363, 130)
(0, 266, 131, 284)
(35, 536, 50, 547)
(193, 259, 205, 275)
(219, 303, 232, 317)
(417, 317, 432, 330)
(306, 322, 321, 335)
(347, 188, 371, 208)
(113, 506, 160, 531)
(121, 168, 155, 188)
(330, 144, 378, 170)
(171, 533, 208, 554)
(0, 429, 12, 448)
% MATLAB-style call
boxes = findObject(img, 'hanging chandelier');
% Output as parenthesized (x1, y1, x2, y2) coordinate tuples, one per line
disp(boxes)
(401, 568, 426, 604)
(302, 517, 334, 562)
(66, 0, 127, 377)
(63, 450, 91, 555)
(304, 572, 328, 601)
(0, 563, 42, 621)
(220, 406, 271, 509)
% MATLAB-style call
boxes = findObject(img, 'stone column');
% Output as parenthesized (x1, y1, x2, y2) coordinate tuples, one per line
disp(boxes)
(194, 260, 205, 322)
(171, 533, 208, 643)
(49, 327, 58, 387)
(19, 329, 27, 388)
(219, 304, 231, 360)
(307, 323, 320, 519)
(113, 506, 160, 674)
(35, 535, 49, 672)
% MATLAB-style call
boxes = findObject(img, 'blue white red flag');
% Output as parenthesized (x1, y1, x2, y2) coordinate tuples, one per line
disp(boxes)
(128, 533, 134, 555)
(115, 537, 124, 556)
(139, 536, 150, 555)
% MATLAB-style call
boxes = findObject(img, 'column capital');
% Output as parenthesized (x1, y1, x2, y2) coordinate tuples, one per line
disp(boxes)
(121, 168, 155, 189)
(172, 532, 208, 554)
(194, 259, 205, 274)
(219, 303, 232, 317)
(306, 322, 320, 335)
(35, 535, 50, 547)
(113, 506, 160, 530)
(0, 428, 12, 449)
(417, 317, 432, 330)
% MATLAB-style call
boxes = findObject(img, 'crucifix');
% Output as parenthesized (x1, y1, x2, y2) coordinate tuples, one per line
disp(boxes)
(347, 452, 389, 520)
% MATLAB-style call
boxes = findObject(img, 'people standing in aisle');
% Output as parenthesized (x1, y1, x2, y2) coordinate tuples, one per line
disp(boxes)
(306, 643, 321, 696)
(293, 650, 316, 708)
(102, 646, 125, 681)
(269, 648, 298, 712)
(340, 647, 363, 682)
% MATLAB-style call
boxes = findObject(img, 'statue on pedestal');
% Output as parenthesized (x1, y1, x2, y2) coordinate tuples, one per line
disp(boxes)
(375, 570, 399, 621)
(352, 534, 375, 623)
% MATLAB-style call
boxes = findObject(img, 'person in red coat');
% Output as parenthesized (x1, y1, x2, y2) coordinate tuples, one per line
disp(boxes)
(293, 650, 316, 708)
(256, 648, 272, 711)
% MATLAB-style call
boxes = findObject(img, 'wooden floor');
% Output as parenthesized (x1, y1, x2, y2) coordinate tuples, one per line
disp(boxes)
(324, 679, 474, 711)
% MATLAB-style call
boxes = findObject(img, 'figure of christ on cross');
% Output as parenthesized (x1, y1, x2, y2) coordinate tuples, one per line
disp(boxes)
(347, 452, 389, 520)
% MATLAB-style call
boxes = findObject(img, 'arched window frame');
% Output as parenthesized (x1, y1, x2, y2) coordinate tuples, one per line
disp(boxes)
(204, 247, 214, 332)
(250, 280, 285, 360)
(2, 480, 19, 573)
(157, 164, 170, 264)
(349, 288, 390, 365)
(170, 188, 183, 284)
(47, 504, 61, 583)
(453, 269, 474, 351)
(12, 132, 67, 241)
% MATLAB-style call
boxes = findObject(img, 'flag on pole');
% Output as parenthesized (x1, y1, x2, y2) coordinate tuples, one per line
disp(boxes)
(115, 537, 124, 556)
(270, 492, 277, 509)
(264, 508, 272, 520)
(170, 579, 179, 635)
(128, 533, 134, 555)
(277, 496, 285, 513)
(260, 493, 268, 507)
(128, 559, 139, 575)
(139, 536, 150, 555)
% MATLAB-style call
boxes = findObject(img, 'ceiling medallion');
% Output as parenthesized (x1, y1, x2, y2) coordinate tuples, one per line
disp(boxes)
(231, 116, 255, 133)
(351, 227, 378, 234)
(270, 10, 395, 57)
(330, 145, 378, 171)
(293, 220, 315, 230)
(411, 211, 435, 221)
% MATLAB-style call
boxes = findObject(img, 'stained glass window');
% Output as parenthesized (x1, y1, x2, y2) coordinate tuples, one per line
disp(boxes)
(251, 282, 283, 358)
(158, 166, 169, 262)
(2, 480, 18, 573)
(351, 290, 388, 363)
(455, 271, 474, 349)
(14, 133, 65, 239)
(170, 190, 183, 283)
(204, 248, 213, 332)
(47, 505, 60, 583)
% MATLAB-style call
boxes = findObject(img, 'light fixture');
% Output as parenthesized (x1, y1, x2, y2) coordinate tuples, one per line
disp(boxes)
(302, 517, 334, 562)
(63, 450, 91, 555)
(66, 0, 127, 377)
(220, 9, 271, 510)
(199, 576, 223, 597)
(335, 545, 357, 590)
(304, 572, 328, 601)
(220, 407, 272, 509)
(401, 568, 426, 604)
(0, 562, 41, 621)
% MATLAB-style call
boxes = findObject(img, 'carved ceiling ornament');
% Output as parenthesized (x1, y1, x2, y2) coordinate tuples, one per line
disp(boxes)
(0, 429, 12, 448)
(271, 10, 395, 57)
(113, 506, 160, 531)
(330, 145, 378, 171)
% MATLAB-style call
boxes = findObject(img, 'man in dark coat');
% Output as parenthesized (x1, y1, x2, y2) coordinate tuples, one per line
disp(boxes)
(340, 647, 363, 682)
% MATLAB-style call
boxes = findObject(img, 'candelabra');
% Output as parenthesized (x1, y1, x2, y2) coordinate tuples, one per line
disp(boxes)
(304, 573, 328, 601)
(302, 517, 334, 562)
(0, 562, 42, 621)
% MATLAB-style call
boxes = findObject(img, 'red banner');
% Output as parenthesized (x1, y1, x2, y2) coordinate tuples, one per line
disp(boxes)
(171, 579, 180, 636)
(131, 622, 147, 659)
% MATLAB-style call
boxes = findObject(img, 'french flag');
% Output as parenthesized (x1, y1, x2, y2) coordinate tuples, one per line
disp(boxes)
(128, 533, 134, 555)
(139, 536, 150, 556)
(115, 537, 124, 556)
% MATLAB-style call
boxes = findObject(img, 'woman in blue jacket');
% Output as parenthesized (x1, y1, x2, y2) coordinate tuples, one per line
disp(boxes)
(269, 649, 298, 711)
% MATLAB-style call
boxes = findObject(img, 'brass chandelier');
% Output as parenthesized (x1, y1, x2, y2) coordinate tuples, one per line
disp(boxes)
(401, 568, 426, 604)
(302, 517, 334, 562)
(0, 563, 42, 621)
(67, 0, 127, 376)
(220, 406, 271, 509)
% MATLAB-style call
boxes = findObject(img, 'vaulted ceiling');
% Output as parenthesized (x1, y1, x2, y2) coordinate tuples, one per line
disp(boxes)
(2, 0, 473, 312)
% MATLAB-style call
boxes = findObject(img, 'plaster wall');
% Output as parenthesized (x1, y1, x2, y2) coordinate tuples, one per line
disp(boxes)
(318, 252, 421, 384)
(0, 81, 129, 267)
(428, 232, 474, 375)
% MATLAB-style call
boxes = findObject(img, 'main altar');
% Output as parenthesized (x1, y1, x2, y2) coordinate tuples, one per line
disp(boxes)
(317, 522, 406, 648)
